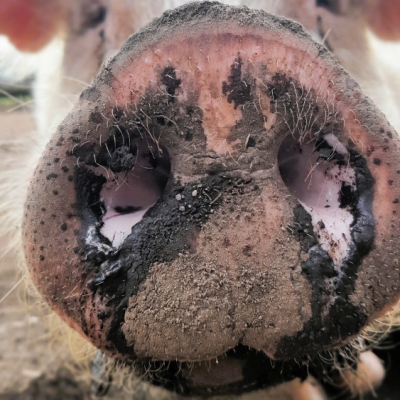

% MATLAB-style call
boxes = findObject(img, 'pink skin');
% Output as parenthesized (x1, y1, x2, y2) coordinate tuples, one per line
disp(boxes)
(98, 141, 170, 247)
(278, 133, 356, 265)
(23, 6, 400, 395)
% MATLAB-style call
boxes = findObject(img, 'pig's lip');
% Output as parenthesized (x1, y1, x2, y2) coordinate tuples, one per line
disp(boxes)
(129, 344, 315, 396)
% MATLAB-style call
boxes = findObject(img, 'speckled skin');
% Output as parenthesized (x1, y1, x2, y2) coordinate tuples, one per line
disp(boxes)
(23, 2, 400, 396)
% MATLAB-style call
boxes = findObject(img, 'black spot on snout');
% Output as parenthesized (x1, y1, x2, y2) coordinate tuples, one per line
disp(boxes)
(222, 56, 252, 108)
(373, 158, 382, 166)
(161, 66, 181, 103)
(89, 111, 104, 124)
(46, 173, 58, 181)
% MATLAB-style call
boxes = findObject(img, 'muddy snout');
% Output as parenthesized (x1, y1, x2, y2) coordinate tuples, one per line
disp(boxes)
(23, 2, 400, 395)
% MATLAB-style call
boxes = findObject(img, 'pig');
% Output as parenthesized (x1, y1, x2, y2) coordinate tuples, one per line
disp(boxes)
(1, 0, 400, 399)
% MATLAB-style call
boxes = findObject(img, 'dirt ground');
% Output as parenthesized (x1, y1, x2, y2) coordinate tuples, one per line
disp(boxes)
(0, 110, 44, 388)
(1, 107, 400, 400)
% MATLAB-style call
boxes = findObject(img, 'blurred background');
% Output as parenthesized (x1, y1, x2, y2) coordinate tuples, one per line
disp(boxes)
(0, 35, 86, 400)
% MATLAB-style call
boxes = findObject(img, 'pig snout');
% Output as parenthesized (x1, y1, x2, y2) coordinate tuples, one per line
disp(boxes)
(22, 2, 400, 396)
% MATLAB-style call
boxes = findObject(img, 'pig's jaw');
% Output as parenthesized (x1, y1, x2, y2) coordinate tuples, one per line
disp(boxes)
(23, 2, 400, 396)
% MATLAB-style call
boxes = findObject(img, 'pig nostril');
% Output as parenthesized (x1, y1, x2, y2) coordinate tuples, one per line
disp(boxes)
(99, 141, 171, 247)
(278, 133, 357, 265)
(278, 132, 356, 209)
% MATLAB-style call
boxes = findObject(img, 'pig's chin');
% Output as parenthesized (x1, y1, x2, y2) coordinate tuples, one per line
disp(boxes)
(23, 2, 400, 396)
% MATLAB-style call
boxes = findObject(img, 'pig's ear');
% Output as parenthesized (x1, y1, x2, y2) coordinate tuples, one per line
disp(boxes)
(366, 0, 400, 41)
(0, 0, 65, 52)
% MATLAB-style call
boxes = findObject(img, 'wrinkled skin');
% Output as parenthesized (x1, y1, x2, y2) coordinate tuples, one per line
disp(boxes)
(2, 0, 400, 399)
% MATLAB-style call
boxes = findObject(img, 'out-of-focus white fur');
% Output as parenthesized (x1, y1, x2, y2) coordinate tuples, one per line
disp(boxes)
(1, 0, 400, 398)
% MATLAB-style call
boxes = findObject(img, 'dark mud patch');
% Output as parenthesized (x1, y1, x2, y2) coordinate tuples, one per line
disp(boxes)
(292, 204, 318, 252)
(161, 66, 181, 103)
(222, 56, 252, 108)
(276, 147, 375, 359)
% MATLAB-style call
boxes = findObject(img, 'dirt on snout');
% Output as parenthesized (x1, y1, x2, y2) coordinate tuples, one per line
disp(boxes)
(2, 109, 400, 400)
(0, 106, 273, 400)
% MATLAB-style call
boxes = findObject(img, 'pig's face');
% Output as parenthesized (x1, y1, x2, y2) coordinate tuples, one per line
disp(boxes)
(3, 0, 400, 397)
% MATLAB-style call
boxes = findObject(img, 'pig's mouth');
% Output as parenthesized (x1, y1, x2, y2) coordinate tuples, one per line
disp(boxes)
(129, 344, 314, 396)
(23, 2, 400, 397)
